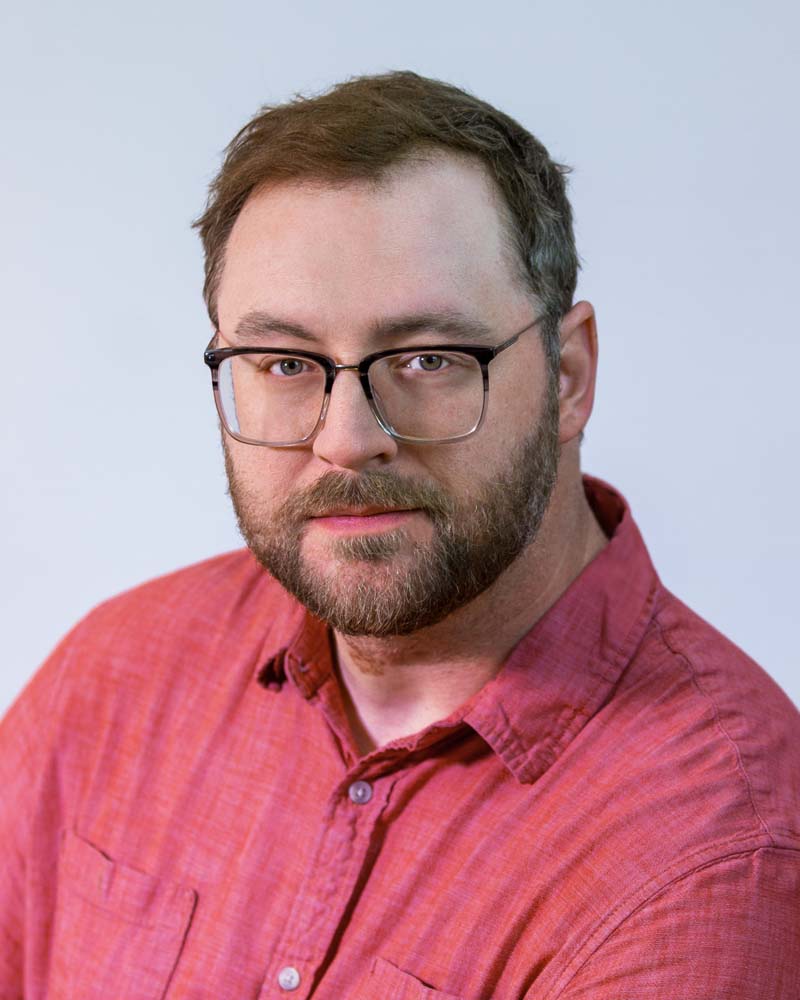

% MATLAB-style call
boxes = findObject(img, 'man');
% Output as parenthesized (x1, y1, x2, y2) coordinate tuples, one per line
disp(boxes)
(1, 71, 798, 999)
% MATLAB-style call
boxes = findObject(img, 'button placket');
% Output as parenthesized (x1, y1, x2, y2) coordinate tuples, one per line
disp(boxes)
(259, 770, 398, 1000)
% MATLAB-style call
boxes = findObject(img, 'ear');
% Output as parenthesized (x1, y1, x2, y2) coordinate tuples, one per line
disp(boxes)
(557, 300, 598, 445)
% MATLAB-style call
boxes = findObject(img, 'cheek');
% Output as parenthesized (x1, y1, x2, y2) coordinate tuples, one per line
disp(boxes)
(428, 386, 545, 493)
(487, 336, 551, 429)
(472, 390, 541, 455)
(407, 445, 490, 507)
(225, 443, 300, 509)
(490, 375, 542, 428)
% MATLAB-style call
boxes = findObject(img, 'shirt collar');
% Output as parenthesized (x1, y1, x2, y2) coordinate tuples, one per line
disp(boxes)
(463, 474, 660, 782)
(256, 474, 661, 783)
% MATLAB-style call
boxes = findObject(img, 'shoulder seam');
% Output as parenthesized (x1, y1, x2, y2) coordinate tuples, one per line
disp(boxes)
(548, 843, 800, 999)
(650, 611, 776, 846)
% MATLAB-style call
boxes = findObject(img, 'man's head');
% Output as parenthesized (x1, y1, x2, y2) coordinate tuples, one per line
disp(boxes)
(195, 72, 597, 637)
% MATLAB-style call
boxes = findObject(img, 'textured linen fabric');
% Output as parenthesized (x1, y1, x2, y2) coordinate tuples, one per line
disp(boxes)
(1, 475, 799, 999)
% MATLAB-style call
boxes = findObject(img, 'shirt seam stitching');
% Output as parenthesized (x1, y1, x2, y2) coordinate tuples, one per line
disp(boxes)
(548, 843, 800, 999)
(651, 612, 776, 845)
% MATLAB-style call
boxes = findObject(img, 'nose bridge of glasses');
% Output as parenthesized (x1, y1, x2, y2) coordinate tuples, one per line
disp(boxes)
(321, 359, 384, 433)
(328, 360, 376, 402)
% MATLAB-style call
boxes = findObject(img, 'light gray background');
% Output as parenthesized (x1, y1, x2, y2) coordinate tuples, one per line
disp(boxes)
(1, 0, 797, 716)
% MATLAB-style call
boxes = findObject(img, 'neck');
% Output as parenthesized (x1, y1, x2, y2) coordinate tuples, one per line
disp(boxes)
(334, 463, 609, 755)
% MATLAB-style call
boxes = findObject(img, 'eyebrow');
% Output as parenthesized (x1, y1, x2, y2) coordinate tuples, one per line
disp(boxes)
(230, 309, 494, 346)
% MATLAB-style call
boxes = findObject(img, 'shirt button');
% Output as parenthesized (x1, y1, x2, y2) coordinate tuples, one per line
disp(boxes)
(348, 779, 373, 804)
(278, 966, 301, 991)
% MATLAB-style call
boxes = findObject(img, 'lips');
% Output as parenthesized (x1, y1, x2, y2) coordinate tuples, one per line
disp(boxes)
(305, 507, 421, 534)
(312, 506, 416, 518)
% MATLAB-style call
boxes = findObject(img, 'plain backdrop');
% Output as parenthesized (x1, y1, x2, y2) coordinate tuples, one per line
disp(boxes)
(1, 0, 798, 716)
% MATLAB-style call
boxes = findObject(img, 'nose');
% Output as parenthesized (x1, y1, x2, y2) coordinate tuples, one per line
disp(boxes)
(311, 369, 398, 470)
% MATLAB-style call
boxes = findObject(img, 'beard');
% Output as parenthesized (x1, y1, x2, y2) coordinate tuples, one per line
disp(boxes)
(225, 377, 560, 637)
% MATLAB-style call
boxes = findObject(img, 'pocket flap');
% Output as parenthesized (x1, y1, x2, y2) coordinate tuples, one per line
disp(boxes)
(60, 828, 197, 931)
(367, 957, 464, 1000)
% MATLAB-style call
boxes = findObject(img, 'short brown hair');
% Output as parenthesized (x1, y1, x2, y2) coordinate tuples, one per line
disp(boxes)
(193, 70, 578, 373)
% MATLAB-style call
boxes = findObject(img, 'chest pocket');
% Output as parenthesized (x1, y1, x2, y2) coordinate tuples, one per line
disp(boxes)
(48, 829, 197, 999)
(365, 957, 465, 1000)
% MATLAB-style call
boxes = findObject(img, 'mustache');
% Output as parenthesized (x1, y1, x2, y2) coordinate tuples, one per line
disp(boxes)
(278, 470, 455, 522)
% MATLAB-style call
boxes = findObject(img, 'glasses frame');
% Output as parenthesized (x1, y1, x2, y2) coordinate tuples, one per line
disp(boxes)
(203, 316, 542, 447)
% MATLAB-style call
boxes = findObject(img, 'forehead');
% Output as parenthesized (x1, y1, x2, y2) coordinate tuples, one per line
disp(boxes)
(216, 154, 524, 332)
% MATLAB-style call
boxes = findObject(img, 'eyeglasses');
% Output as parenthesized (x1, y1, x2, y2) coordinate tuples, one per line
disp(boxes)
(203, 316, 541, 447)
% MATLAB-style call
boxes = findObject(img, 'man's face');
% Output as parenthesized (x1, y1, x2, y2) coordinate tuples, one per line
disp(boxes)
(216, 154, 561, 636)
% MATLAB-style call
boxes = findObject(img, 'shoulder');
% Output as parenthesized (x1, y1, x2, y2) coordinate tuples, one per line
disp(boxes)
(546, 583, 800, 988)
(610, 585, 800, 850)
(80, 547, 275, 630)
(654, 589, 800, 842)
(13, 549, 303, 739)
(66, 547, 295, 656)
(553, 590, 800, 997)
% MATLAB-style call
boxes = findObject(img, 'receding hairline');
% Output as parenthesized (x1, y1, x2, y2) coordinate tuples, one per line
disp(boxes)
(194, 69, 578, 382)
(212, 144, 538, 326)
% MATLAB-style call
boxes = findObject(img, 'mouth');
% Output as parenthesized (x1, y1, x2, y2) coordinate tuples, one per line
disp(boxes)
(313, 506, 416, 518)
(308, 507, 421, 533)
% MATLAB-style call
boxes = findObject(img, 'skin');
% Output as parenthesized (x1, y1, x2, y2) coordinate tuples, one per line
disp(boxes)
(216, 153, 608, 755)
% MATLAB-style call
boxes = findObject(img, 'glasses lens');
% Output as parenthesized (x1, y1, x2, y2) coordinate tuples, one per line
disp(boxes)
(368, 351, 485, 441)
(217, 353, 326, 445)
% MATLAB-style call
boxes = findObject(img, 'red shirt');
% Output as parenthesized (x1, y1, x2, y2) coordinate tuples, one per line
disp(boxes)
(1, 475, 799, 999)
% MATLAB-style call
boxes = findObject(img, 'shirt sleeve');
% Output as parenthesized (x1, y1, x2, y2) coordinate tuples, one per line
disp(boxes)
(0, 641, 71, 999)
(554, 846, 800, 1000)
